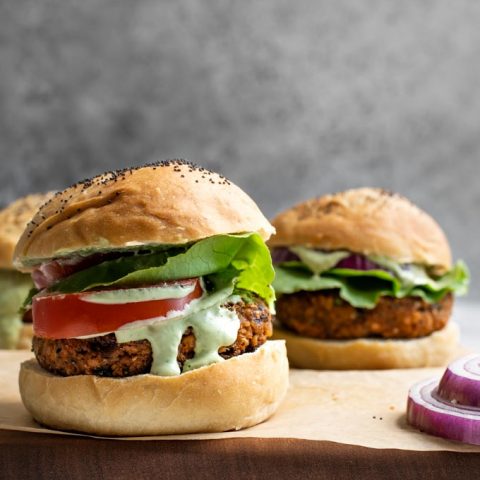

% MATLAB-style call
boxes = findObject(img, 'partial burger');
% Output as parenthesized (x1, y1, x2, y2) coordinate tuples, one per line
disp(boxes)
(0, 193, 52, 349)
(269, 188, 468, 369)
(14, 161, 288, 436)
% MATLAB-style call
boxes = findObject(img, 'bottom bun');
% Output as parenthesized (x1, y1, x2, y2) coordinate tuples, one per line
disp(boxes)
(272, 322, 459, 370)
(19, 340, 288, 436)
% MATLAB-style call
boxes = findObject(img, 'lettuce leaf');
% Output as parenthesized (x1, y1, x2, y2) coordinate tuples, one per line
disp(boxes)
(46, 234, 275, 307)
(273, 261, 469, 309)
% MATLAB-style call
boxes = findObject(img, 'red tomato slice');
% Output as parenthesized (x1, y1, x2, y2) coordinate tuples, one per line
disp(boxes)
(33, 279, 203, 339)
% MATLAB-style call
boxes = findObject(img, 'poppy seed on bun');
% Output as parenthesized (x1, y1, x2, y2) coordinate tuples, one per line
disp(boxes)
(15, 160, 275, 269)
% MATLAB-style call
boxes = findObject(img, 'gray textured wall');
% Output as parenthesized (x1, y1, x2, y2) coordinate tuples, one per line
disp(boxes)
(1, 1, 479, 296)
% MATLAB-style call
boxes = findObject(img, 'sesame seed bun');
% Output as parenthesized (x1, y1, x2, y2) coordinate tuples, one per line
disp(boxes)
(269, 188, 452, 274)
(0, 193, 53, 269)
(14, 161, 274, 268)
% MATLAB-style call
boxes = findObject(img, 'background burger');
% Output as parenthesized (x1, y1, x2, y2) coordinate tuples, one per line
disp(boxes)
(0, 193, 52, 349)
(269, 188, 469, 369)
(14, 160, 288, 436)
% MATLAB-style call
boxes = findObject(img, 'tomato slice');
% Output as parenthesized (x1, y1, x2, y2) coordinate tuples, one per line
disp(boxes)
(32, 279, 203, 339)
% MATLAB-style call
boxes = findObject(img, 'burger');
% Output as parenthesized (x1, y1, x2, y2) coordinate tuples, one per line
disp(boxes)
(14, 160, 288, 436)
(269, 188, 469, 369)
(0, 193, 52, 349)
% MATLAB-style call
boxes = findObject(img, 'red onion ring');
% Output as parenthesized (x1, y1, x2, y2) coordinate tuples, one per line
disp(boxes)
(437, 354, 480, 408)
(407, 355, 480, 445)
(407, 378, 480, 445)
(334, 254, 383, 271)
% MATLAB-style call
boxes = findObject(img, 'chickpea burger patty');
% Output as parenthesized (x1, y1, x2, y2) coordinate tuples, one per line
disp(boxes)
(276, 291, 452, 340)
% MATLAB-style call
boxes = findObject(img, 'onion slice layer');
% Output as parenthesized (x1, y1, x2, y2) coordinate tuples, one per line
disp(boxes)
(437, 354, 480, 408)
(407, 354, 480, 445)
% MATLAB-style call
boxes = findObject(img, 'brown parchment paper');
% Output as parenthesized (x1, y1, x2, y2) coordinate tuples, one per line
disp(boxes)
(2, 350, 480, 451)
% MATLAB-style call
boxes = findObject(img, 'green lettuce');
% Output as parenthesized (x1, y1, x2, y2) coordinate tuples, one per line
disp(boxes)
(40, 233, 275, 307)
(273, 258, 469, 309)
(0, 270, 34, 349)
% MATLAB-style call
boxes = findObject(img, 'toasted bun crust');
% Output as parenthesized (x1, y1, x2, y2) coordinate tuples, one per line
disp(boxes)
(19, 341, 288, 436)
(14, 161, 274, 268)
(0, 193, 53, 269)
(272, 322, 459, 369)
(270, 188, 452, 273)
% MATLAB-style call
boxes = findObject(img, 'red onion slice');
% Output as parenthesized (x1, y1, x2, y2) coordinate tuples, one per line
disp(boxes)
(437, 354, 480, 408)
(270, 247, 300, 264)
(32, 252, 131, 289)
(407, 377, 480, 445)
(334, 254, 383, 271)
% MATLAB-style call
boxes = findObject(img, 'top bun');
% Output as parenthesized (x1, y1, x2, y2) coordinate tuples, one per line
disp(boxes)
(0, 193, 53, 269)
(14, 161, 274, 268)
(269, 188, 452, 273)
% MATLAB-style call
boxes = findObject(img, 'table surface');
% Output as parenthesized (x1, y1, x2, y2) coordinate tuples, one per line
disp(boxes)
(1, 301, 480, 480)
(2, 430, 480, 480)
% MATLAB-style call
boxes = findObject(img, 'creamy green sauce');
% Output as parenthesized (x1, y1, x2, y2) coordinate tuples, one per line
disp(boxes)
(0, 270, 33, 349)
(291, 247, 436, 286)
(115, 287, 240, 376)
(83, 283, 195, 304)
(289, 247, 350, 275)
(368, 255, 436, 287)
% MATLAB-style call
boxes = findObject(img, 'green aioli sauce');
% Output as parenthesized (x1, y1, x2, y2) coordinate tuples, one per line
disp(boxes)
(0, 270, 34, 349)
(289, 247, 350, 275)
(115, 287, 240, 376)
(83, 283, 196, 304)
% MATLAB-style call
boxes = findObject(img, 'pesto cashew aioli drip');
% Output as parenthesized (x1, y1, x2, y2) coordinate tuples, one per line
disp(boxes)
(72, 282, 241, 376)
(73, 280, 243, 376)
(290, 246, 428, 279)
(289, 247, 350, 275)
(60, 281, 242, 375)
(116, 287, 241, 376)
(83, 283, 196, 304)
(289, 246, 460, 285)
(273, 245, 469, 309)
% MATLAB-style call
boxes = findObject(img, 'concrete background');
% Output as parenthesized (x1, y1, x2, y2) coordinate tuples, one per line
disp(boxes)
(0, 1, 479, 296)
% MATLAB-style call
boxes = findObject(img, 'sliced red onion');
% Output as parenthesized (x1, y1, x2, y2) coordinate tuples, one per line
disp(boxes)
(33, 256, 87, 289)
(32, 252, 126, 289)
(408, 379, 480, 445)
(407, 355, 480, 445)
(270, 247, 300, 264)
(271, 247, 384, 271)
(437, 354, 480, 408)
(334, 254, 383, 271)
